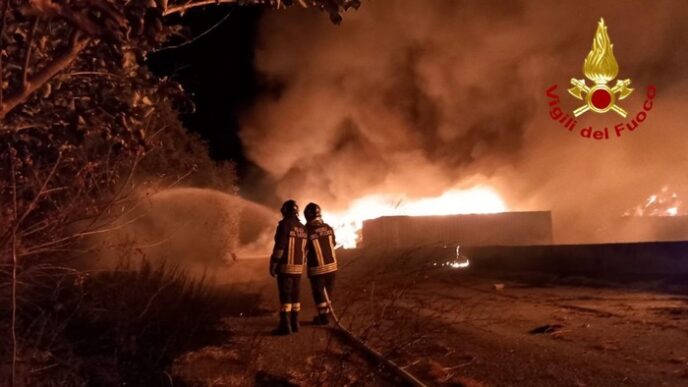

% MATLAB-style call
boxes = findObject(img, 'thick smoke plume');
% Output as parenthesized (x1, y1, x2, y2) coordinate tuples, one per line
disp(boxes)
(242, 0, 688, 243)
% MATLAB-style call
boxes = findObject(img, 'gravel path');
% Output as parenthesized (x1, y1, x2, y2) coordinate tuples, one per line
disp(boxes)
(171, 251, 688, 386)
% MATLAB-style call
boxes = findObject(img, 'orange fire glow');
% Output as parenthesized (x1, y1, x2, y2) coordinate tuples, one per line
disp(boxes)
(323, 187, 507, 248)
(624, 186, 685, 217)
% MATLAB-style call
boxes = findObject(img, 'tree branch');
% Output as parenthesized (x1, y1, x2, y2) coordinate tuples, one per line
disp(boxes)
(22, 214, 147, 255)
(13, 151, 63, 233)
(0, 151, 63, 249)
(86, 0, 127, 27)
(22, 17, 40, 90)
(25, 0, 104, 37)
(10, 148, 18, 387)
(0, 0, 10, 107)
(154, 8, 232, 52)
(0, 30, 90, 120)
(163, 0, 241, 16)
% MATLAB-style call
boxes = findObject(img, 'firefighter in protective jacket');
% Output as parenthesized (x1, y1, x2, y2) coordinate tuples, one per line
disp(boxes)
(304, 202, 338, 325)
(269, 200, 307, 335)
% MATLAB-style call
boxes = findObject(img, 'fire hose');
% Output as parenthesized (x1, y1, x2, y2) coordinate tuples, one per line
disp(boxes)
(323, 289, 427, 387)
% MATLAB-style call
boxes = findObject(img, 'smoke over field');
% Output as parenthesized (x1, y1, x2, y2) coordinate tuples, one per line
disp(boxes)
(241, 0, 688, 243)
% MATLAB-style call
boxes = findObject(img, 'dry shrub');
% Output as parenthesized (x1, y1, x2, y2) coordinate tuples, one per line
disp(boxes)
(0, 260, 254, 386)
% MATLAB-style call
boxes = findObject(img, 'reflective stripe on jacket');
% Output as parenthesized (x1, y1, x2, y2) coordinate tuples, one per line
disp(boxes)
(272, 216, 307, 275)
(306, 220, 338, 277)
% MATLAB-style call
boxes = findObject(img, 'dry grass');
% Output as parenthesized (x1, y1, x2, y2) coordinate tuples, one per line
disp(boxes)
(0, 260, 238, 386)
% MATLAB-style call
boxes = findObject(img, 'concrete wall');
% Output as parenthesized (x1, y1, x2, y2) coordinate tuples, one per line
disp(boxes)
(339, 241, 688, 282)
(603, 216, 688, 243)
(361, 211, 553, 249)
(462, 241, 688, 279)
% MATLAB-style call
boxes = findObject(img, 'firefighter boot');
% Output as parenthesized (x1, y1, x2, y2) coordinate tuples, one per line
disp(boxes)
(312, 312, 330, 325)
(271, 312, 292, 336)
(290, 311, 300, 333)
(319, 312, 330, 325)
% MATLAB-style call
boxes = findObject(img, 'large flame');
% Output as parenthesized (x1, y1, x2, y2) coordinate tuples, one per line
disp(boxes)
(583, 18, 619, 84)
(323, 187, 507, 248)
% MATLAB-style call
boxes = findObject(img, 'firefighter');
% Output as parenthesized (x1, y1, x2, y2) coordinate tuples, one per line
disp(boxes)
(304, 202, 338, 325)
(269, 199, 308, 335)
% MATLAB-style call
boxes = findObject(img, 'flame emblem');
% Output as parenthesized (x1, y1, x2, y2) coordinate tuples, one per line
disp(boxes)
(568, 18, 633, 117)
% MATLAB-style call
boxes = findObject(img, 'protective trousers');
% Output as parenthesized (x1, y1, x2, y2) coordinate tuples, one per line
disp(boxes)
(310, 272, 335, 316)
(277, 274, 301, 313)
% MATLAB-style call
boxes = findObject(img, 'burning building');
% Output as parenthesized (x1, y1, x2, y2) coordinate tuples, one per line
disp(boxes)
(360, 211, 553, 249)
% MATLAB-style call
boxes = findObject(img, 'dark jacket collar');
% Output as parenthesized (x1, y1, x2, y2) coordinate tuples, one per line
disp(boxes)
(306, 217, 323, 226)
(283, 214, 300, 222)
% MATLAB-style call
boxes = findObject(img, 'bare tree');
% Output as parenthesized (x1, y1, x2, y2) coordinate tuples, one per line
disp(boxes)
(0, 0, 363, 384)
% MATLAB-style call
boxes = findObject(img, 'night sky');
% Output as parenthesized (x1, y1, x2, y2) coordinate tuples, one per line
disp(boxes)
(147, 5, 270, 199)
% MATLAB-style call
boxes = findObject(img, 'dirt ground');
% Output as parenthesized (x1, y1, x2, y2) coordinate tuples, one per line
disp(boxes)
(172, 249, 688, 386)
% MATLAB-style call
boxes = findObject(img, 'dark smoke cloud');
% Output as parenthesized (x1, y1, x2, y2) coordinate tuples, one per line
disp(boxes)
(241, 0, 688, 243)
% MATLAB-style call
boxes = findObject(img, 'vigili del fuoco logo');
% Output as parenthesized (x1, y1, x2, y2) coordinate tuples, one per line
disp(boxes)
(546, 18, 656, 140)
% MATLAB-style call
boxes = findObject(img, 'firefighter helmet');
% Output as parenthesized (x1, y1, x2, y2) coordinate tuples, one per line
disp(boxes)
(280, 200, 299, 218)
(304, 202, 322, 221)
